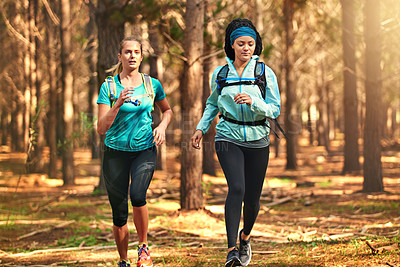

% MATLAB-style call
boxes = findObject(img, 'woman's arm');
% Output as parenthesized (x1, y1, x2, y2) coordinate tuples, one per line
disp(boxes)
(97, 87, 134, 135)
(153, 98, 173, 146)
(247, 67, 281, 119)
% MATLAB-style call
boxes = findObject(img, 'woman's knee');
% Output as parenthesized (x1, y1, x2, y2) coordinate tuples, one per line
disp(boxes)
(228, 182, 245, 198)
(131, 196, 146, 207)
(113, 212, 128, 227)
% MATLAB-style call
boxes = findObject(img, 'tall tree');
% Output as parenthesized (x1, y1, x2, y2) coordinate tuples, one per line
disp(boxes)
(22, 0, 32, 154)
(45, 0, 60, 178)
(85, 1, 99, 160)
(180, 0, 204, 210)
(95, 0, 126, 193)
(148, 22, 167, 170)
(27, 0, 45, 173)
(5, 0, 25, 152)
(341, 0, 360, 173)
(283, 0, 298, 170)
(363, 0, 383, 192)
(60, 0, 75, 185)
(202, 1, 216, 176)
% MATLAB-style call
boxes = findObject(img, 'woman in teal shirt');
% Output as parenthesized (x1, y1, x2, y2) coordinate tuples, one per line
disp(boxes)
(97, 37, 172, 267)
(191, 18, 281, 267)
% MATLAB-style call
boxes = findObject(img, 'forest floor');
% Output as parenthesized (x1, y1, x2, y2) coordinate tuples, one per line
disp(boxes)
(0, 138, 399, 266)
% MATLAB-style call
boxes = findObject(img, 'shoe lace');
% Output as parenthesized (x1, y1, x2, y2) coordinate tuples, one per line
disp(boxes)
(138, 245, 149, 260)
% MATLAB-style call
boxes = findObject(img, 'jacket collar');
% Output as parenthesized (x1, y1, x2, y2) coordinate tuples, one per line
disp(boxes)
(225, 55, 259, 78)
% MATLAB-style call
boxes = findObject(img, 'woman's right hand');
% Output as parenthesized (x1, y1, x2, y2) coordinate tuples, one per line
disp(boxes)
(115, 87, 135, 107)
(191, 130, 204, 149)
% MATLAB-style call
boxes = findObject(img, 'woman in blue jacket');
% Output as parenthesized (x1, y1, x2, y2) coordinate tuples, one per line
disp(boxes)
(191, 18, 281, 267)
(97, 37, 172, 267)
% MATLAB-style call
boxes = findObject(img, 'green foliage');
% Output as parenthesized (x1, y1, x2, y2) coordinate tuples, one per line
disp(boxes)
(262, 44, 274, 59)
(56, 234, 101, 247)
(201, 181, 213, 198)
(57, 112, 95, 151)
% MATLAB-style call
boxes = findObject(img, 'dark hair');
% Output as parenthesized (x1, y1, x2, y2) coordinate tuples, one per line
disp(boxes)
(224, 18, 263, 61)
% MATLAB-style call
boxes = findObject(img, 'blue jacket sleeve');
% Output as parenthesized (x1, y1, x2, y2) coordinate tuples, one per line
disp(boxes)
(248, 66, 281, 119)
(195, 67, 222, 134)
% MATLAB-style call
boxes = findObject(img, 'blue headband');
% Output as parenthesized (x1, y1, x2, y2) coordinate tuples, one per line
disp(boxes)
(230, 27, 257, 46)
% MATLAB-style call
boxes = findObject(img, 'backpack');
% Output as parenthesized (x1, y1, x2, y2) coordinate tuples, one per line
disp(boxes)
(215, 61, 287, 139)
(105, 73, 155, 110)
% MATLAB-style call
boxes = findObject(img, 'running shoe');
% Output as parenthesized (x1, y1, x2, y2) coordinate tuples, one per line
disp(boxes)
(137, 244, 153, 267)
(117, 259, 131, 267)
(239, 229, 252, 266)
(225, 247, 242, 267)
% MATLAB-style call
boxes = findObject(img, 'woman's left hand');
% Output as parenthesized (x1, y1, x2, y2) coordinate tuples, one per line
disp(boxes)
(153, 125, 166, 146)
(234, 93, 252, 105)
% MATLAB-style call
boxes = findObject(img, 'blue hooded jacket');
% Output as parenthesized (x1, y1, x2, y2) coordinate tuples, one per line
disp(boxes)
(196, 55, 281, 142)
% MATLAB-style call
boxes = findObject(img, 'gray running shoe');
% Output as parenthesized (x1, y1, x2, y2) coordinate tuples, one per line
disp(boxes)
(239, 229, 251, 266)
(225, 247, 242, 267)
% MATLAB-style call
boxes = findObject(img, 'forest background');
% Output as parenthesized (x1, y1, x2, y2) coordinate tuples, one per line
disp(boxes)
(0, 0, 400, 266)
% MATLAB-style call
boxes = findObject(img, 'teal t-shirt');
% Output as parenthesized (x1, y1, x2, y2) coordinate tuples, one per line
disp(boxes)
(97, 74, 166, 152)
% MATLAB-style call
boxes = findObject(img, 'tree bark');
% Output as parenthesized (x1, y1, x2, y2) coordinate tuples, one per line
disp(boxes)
(8, 0, 25, 152)
(202, 2, 216, 176)
(47, 12, 59, 178)
(61, 0, 75, 185)
(85, 1, 99, 159)
(363, 0, 383, 192)
(95, 0, 125, 193)
(1, 108, 7, 145)
(283, 0, 298, 170)
(149, 23, 167, 170)
(341, 0, 360, 173)
(28, 0, 45, 173)
(180, 0, 204, 210)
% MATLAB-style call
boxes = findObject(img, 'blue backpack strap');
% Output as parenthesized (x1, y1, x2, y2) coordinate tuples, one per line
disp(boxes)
(215, 64, 229, 95)
(254, 61, 266, 99)
(216, 62, 266, 97)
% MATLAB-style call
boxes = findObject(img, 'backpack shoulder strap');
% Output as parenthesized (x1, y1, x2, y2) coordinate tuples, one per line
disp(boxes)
(105, 76, 117, 107)
(254, 61, 266, 99)
(215, 64, 229, 95)
(141, 73, 155, 110)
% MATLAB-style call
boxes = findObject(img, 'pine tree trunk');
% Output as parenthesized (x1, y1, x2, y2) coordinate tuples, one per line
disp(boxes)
(283, 0, 297, 170)
(363, 0, 383, 192)
(341, 0, 360, 173)
(28, 0, 45, 173)
(8, 0, 25, 152)
(307, 103, 314, 145)
(202, 3, 216, 176)
(149, 23, 166, 170)
(47, 11, 58, 178)
(61, 0, 75, 185)
(1, 109, 7, 145)
(22, 0, 31, 154)
(95, 0, 125, 193)
(180, 0, 204, 210)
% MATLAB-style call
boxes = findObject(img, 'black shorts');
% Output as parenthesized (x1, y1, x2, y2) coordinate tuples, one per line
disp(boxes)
(102, 146, 157, 227)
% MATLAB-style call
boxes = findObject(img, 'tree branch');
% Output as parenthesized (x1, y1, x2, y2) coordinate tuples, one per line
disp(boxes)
(41, 0, 60, 25)
(0, 9, 31, 48)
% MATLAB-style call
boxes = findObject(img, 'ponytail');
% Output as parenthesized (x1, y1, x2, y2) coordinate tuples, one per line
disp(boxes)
(106, 61, 123, 76)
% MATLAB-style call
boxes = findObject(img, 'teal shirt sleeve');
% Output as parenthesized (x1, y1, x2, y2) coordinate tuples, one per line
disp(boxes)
(97, 80, 112, 106)
(195, 67, 223, 134)
(248, 66, 281, 119)
(152, 77, 166, 102)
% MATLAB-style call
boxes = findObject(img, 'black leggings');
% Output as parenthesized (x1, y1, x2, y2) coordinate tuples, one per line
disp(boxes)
(215, 141, 269, 248)
(103, 146, 157, 227)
